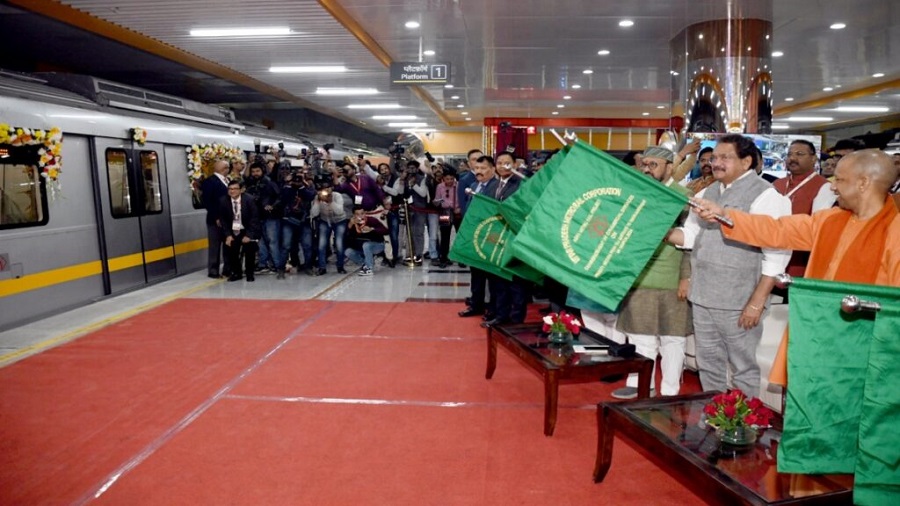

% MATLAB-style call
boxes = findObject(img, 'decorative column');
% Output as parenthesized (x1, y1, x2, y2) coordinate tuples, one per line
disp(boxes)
(671, 1, 773, 134)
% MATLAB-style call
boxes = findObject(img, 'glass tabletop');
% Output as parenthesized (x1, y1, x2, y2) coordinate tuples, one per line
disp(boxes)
(619, 395, 853, 502)
(495, 323, 643, 368)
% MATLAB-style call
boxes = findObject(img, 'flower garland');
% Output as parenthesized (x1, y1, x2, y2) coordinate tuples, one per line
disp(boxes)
(185, 143, 245, 188)
(131, 127, 148, 146)
(0, 123, 63, 199)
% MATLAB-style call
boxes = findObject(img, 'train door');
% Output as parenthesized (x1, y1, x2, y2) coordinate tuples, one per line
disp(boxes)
(94, 138, 176, 293)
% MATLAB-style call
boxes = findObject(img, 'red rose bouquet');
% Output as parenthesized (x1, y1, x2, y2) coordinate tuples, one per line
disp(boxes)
(542, 311, 582, 335)
(703, 389, 773, 431)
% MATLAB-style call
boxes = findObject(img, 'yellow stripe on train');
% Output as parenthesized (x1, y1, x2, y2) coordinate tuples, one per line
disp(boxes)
(0, 238, 208, 298)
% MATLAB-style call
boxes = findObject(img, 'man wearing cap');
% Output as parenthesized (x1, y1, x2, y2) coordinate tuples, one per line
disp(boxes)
(666, 134, 791, 397)
(612, 146, 694, 399)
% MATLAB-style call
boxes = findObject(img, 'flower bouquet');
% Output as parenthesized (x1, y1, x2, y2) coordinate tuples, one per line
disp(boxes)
(542, 311, 581, 343)
(703, 389, 773, 447)
(131, 127, 148, 146)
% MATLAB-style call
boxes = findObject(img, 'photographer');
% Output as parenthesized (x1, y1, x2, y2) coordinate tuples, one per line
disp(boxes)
(344, 205, 388, 276)
(280, 167, 316, 275)
(378, 162, 403, 267)
(310, 180, 348, 275)
(244, 160, 283, 277)
(434, 168, 460, 268)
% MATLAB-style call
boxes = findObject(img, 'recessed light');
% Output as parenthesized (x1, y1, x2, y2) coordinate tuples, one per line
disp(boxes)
(784, 97, 794, 102)
(671, 71, 679, 76)
(450, 95, 460, 100)
(823, 87, 833, 92)
(834, 106, 890, 113)
(372, 115, 417, 120)
(552, 111, 559, 115)
(642, 112, 650, 116)
(656, 105, 665, 109)
(830, 22, 846, 30)
(270, 65, 347, 73)
(698, 33, 704, 40)
(563, 95, 571, 100)
(557, 104, 565, 108)
(618, 20, 634, 27)
(772, 51, 784, 57)
(873, 73, 885, 78)
(466, 117, 472, 121)
(348, 104, 402, 109)
(461, 112, 469, 115)
(784, 116, 834, 122)
(317, 88, 379, 96)
(771, 123, 790, 130)
(598, 49, 610, 55)
(571, 84, 582, 89)
(444, 84, 454, 89)
(405, 21, 420, 29)
(190, 27, 291, 37)
(388, 122, 427, 127)
(457, 104, 465, 108)
(423, 50, 435, 56)
(583, 69, 594, 75)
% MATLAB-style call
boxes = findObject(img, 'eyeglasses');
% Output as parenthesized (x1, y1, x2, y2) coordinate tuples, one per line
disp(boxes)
(640, 161, 662, 169)
(500, 163, 514, 169)
(786, 151, 813, 158)
(708, 154, 740, 163)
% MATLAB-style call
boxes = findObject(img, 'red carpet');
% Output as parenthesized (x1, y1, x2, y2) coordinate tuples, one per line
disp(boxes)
(0, 300, 704, 505)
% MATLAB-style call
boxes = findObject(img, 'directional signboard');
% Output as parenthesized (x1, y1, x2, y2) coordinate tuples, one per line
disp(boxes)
(390, 62, 451, 85)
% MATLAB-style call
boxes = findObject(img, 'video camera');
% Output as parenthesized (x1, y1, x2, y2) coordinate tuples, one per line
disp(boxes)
(388, 142, 406, 157)
(323, 143, 334, 153)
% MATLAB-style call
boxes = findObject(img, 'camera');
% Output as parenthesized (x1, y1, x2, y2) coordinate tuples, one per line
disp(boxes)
(301, 148, 308, 157)
(425, 151, 435, 163)
(323, 143, 334, 153)
(278, 142, 285, 150)
(388, 142, 406, 156)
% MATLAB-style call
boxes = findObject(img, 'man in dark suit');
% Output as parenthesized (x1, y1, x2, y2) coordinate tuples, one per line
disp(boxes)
(219, 180, 261, 282)
(458, 155, 499, 319)
(482, 151, 528, 327)
(201, 159, 230, 278)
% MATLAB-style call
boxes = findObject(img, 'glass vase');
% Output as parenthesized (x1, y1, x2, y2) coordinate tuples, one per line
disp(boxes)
(716, 426, 758, 447)
(548, 330, 572, 344)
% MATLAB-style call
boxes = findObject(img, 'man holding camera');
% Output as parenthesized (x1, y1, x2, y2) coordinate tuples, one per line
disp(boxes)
(244, 161, 283, 277)
(311, 180, 348, 275)
(280, 167, 316, 275)
(345, 205, 389, 276)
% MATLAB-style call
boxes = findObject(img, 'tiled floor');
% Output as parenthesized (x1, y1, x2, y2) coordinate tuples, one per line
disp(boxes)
(0, 261, 472, 367)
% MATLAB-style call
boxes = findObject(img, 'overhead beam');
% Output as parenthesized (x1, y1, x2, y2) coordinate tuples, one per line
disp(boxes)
(774, 76, 900, 116)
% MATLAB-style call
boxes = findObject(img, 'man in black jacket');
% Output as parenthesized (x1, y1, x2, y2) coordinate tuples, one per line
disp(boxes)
(219, 180, 261, 282)
(201, 159, 230, 278)
(244, 161, 284, 277)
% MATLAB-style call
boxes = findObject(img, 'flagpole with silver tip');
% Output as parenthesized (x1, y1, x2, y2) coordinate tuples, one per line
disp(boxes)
(841, 295, 882, 314)
(687, 199, 735, 228)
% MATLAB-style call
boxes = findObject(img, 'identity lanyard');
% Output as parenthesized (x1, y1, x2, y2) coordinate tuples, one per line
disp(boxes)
(784, 171, 817, 199)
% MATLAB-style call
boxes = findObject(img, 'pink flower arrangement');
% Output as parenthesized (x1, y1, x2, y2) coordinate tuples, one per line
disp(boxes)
(542, 311, 582, 335)
(703, 389, 773, 431)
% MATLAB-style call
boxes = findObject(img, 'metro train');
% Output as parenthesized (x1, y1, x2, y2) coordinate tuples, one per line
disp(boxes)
(0, 71, 362, 331)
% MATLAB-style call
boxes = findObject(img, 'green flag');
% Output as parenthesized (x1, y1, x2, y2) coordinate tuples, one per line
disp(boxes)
(779, 278, 900, 505)
(509, 141, 687, 309)
(449, 194, 543, 283)
(498, 145, 570, 233)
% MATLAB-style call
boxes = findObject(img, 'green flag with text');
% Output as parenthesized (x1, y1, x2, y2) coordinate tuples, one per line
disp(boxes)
(779, 278, 900, 505)
(449, 194, 544, 284)
(499, 145, 570, 233)
(509, 141, 687, 309)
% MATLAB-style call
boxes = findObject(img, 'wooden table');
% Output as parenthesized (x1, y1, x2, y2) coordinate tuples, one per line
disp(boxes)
(593, 393, 853, 505)
(486, 323, 653, 436)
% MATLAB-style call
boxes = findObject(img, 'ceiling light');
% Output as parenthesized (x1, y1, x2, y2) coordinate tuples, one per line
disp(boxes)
(698, 33, 704, 40)
(557, 104, 565, 108)
(583, 69, 594, 75)
(317, 88, 379, 95)
(597, 49, 610, 55)
(269, 66, 347, 73)
(563, 95, 572, 100)
(450, 95, 460, 100)
(784, 97, 794, 102)
(457, 104, 465, 108)
(656, 105, 665, 109)
(771, 123, 790, 130)
(405, 21, 420, 29)
(830, 22, 846, 30)
(784, 116, 834, 122)
(834, 106, 890, 113)
(671, 71, 679, 76)
(190, 27, 291, 37)
(466, 117, 472, 121)
(444, 84, 454, 88)
(642, 112, 649, 116)
(371, 115, 418, 120)
(618, 20, 634, 27)
(423, 50, 435, 56)
(388, 122, 427, 127)
(552, 111, 559, 115)
(401, 128, 435, 133)
(772, 51, 784, 57)
(461, 112, 469, 115)
(873, 73, 885, 78)
(823, 87, 834, 92)
(571, 84, 582, 89)
(348, 104, 402, 109)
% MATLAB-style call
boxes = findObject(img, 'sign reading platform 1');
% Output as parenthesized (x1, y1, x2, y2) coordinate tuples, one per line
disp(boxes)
(390, 62, 450, 85)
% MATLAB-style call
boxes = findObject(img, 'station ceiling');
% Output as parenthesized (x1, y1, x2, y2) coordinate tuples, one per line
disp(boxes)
(1, 0, 898, 144)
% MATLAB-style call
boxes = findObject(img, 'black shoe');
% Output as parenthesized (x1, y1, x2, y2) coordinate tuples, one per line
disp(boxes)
(465, 297, 472, 306)
(482, 311, 495, 321)
(208, 273, 221, 279)
(481, 318, 508, 328)
(276, 271, 285, 280)
(423, 252, 431, 260)
(387, 259, 396, 268)
(413, 256, 423, 265)
(458, 307, 484, 317)
(246, 275, 255, 282)
(227, 275, 242, 282)
(337, 268, 347, 274)
(315, 268, 327, 276)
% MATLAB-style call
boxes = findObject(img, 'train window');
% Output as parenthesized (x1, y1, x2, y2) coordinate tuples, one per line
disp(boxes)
(106, 149, 132, 217)
(0, 144, 49, 229)
(139, 151, 163, 214)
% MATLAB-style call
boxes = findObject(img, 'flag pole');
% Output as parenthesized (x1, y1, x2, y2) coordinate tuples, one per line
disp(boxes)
(841, 295, 882, 314)
(687, 199, 735, 228)
(549, 129, 569, 146)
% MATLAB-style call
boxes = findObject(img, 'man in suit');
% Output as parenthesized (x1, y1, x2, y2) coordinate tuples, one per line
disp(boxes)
(219, 180, 261, 282)
(483, 151, 528, 327)
(458, 155, 499, 318)
(201, 159, 230, 278)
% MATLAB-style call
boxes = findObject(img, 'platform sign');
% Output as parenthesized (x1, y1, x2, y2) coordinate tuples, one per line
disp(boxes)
(390, 62, 450, 85)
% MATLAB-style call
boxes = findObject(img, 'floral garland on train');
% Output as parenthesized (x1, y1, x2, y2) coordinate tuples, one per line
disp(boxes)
(0, 123, 63, 199)
(185, 143, 244, 186)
